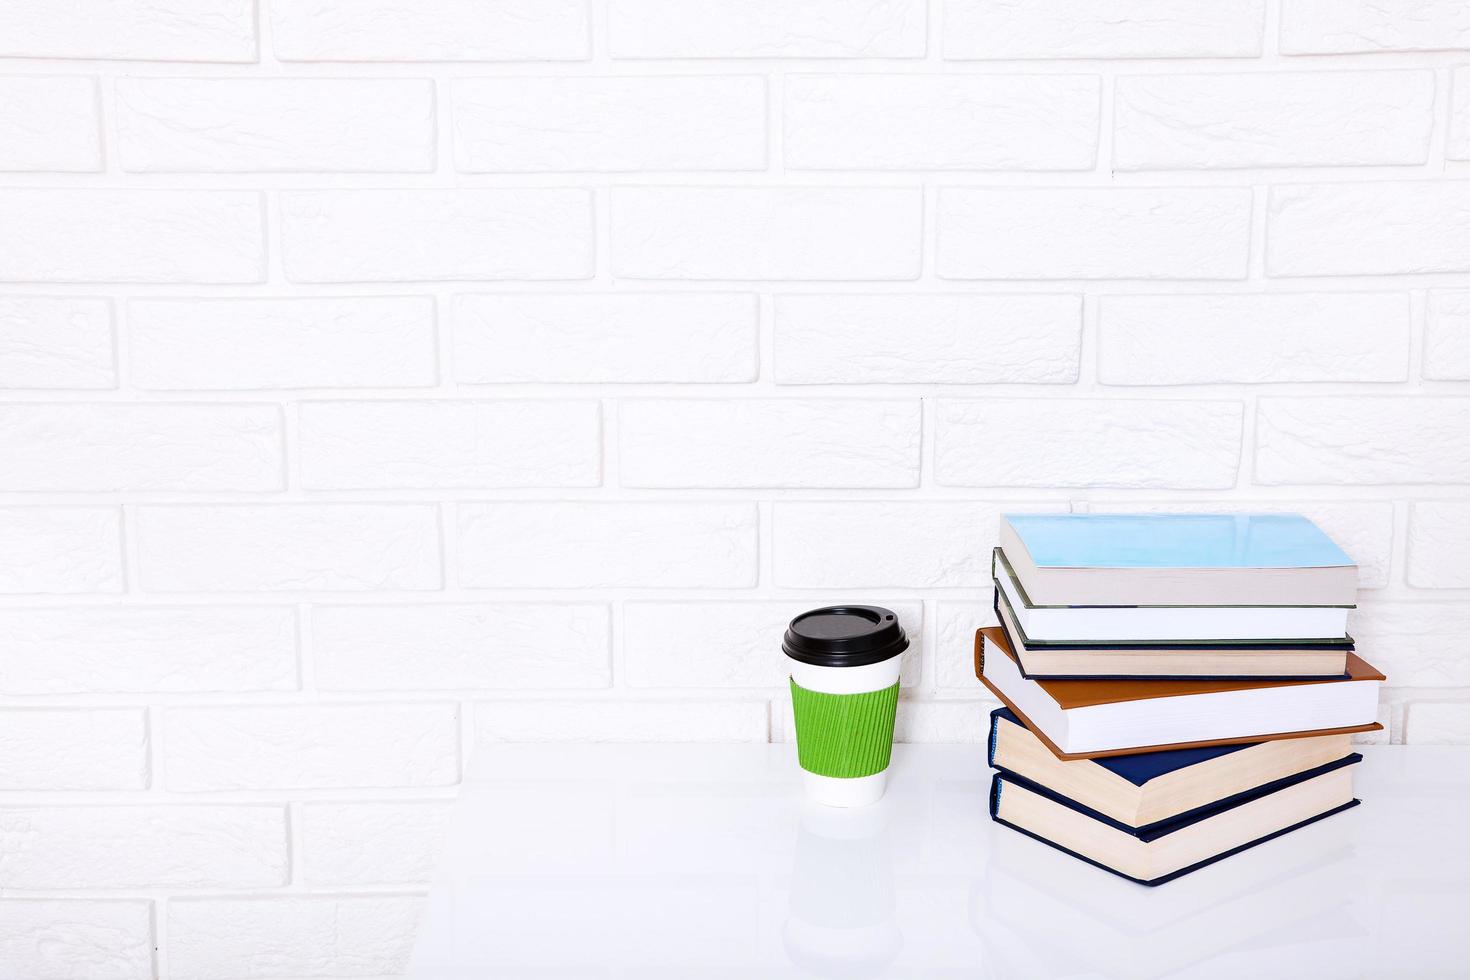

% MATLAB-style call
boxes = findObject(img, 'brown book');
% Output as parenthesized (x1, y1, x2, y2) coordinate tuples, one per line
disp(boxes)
(976, 627, 1384, 760)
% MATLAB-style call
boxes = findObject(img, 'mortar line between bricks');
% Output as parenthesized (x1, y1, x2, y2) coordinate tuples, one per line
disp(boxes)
(1263, 0, 1283, 59)
(6, 383, 1470, 406)
(14, 53, 1470, 73)
(10, 274, 1470, 296)
(1431, 66, 1452, 171)
(10, 168, 1470, 193)
(150, 896, 166, 980)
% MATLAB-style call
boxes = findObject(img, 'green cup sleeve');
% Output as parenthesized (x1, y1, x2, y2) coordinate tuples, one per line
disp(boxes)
(789, 677, 899, 779)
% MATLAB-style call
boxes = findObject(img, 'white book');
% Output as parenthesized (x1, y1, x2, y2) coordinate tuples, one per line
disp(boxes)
(978, 628, 1384, 758)
(995, 549, 1350, 642)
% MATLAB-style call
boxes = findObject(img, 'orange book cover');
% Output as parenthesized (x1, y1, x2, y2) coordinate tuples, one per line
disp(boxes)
(976, 626, 1384, 761)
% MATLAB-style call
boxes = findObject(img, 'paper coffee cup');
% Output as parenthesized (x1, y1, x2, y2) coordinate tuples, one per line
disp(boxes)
(783, 606, 907, 807)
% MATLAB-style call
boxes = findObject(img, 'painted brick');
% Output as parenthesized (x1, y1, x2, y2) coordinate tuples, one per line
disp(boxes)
(453, 293, 758, 384)
(1425, 291, 1470, 380)
(0, 77, 100, 172)
(0, 297, 114, 390)
(457, 502, 757, 588)
(938, 187, 1251, 280)
(944, 0, 1265, 59)
(623, 600, 922, 688)
(1452, 67, 1470, 160)
(475, 699, 768, 742)
(1115, 71, 1433, 170)
(300, 802, 453, 885)
(313, 603, 610, 690)
(453, 76, 765, 172)
(129, 297, 436, 390)
(1098, 292, 1411, 384)
(1349, 602, 1470, 686)
(1268, 182, 1470, 277)
(0, 404, 281, 492)
(163, 703, 459, 791)
(784, 74, 1098, 171)
(273, 0, 589, 61)
(894, 700, 989, 743)
(137, 504, 441, 593)
(299, 400, 601, 489)
(117, 78, 434, 173)
(0, 507, 121, 595)
(1409, 501, 1470, 588)
(774, 294, 1081, 384)
(1256, 398, 1470, 485)
(0, 710, 146, 791)
(0, 0, 255, 61)
(281, 190, 594, 283)
(611, 187, 922, 280)
(0, 191, 263, 283)
(608, 0, 926, 58)
(0, 900, 151, 980)
(619, 399, 921, 488)
(936, 600, 995, 690)
(1281, 0, 1470, 54)
(936, 399, 1243, 488)
(0, 805, 286, 888)
(774, 502, 1060, 588)
(168, 896, 424, 980)
(0, 606, 297, 695)
(1405, 702, 1470, 744)
(1096, 500, 1395, 590)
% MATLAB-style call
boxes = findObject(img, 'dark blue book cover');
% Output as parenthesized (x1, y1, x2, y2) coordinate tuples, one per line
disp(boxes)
(991, 590, 1353, 682)
(988, 770, 1361, 887)
(988, 707, 1361, 835)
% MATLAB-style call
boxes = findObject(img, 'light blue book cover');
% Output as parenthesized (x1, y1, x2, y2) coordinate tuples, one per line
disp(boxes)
(1002, 513, 1353, 570)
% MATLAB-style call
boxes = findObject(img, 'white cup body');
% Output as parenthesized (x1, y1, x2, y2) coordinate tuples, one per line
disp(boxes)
(788, 652, 902, 807)
(788, 654, 901, 696)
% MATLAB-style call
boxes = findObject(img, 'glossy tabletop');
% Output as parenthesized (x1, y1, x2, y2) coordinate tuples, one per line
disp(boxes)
(408, 743, 1470, 979)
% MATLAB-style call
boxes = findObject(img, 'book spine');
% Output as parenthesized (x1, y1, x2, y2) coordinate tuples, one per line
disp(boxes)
(987, 712, 1000, 769)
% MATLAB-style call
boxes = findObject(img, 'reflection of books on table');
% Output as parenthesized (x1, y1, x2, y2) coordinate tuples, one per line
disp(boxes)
(972, 825, 1363, 979)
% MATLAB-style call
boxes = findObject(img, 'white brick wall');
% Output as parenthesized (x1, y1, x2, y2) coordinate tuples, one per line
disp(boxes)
(3, 1, 1469, 973)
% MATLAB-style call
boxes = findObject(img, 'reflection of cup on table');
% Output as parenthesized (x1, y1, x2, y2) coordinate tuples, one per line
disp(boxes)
(784, 802, 902, 978)
(783, 605, 907, 807)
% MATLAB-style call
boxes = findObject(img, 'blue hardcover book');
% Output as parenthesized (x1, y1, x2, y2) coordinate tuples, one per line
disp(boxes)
(989, 770, 1360, 886)
(987, 708, 1362, 885)
(999, 513, 1358, 607)
(987, 708, 1359, 833)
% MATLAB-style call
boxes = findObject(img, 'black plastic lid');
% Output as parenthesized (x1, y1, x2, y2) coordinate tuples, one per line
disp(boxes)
(782, 605, 908, 668)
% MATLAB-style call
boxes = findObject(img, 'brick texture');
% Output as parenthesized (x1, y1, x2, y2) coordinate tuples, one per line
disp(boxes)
(2, 2, 1467, 968)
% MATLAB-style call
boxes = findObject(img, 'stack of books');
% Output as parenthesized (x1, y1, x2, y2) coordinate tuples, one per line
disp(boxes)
(977, 513, 1385, 885)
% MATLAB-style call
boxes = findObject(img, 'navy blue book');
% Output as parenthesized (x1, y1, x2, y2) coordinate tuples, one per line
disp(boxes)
(988, 709, 1361, 885)
(988, 707, 1359, 832)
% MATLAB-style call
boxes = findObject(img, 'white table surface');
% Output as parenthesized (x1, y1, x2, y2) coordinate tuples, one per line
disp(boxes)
(408, 743, 1470, 979)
